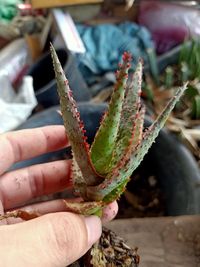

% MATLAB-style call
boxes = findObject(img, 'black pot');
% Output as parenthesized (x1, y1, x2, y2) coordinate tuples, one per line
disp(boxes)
(13, 103, 200, 216)
(27, 49, 91, 108)
(143, 118, 200, 215)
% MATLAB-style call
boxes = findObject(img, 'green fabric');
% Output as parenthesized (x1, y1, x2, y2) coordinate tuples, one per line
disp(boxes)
(0, 0, 22, 23)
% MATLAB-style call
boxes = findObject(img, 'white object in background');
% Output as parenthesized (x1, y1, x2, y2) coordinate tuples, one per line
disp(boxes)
(0, 74, 38, 133)
(52, 9, 86, 53)
(0, 38, 29, 84)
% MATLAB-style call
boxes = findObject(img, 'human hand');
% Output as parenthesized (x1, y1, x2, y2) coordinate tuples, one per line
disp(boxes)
(0, 126, 118, 266)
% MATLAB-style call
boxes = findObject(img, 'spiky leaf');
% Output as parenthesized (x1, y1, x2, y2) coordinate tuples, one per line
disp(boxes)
(71, 152, 87, 198)
(108, 60, 143, 171)
(86, 84, 187, 201)
(90, 52, 131, 175)
(50, 45, 101, 186)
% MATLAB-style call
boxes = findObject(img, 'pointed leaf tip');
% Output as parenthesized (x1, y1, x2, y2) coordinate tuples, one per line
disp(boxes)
(126, 82, 188, 176)
(122, 51, 132, 62)
(90, 52, 132, 175)
(86, 83, 187, 202)
(50, 45, 101, 186)
(107, 59, 143, 172)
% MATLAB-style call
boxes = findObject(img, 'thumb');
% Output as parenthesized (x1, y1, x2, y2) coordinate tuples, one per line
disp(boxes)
(0, 212, 102, 267)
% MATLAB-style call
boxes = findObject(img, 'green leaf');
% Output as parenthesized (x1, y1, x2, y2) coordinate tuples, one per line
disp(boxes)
(191, 95, 200, 119)
(128, 83, 187, 175)
(90, 52, 131, 175)
(180, 62, 190, 83)
(185, 85, 198, 100)
(164, 66, 174, 89)
(86, 84, 187, 201)
(50, 44, 100, 186)
(108, 61, 143, 170)
(147, 48, 159, 85)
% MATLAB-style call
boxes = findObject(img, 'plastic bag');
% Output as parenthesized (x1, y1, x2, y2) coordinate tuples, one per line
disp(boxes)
(139, 1, 200, 54)
(0, 73, 37, 133)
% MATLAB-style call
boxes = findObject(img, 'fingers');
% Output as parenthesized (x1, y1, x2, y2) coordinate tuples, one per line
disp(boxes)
(0, 125, 69, 174)
(17, 199, 118, 221)
(102, 201, 118, 222)
(0, 160, 71, 210)
(8, 199, 118, 226)
(0, 213, 102, 267)
(19, 199, 77, 217)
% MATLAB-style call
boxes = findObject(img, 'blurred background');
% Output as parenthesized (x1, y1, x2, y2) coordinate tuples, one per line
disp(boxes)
(1, 1, 200, 266)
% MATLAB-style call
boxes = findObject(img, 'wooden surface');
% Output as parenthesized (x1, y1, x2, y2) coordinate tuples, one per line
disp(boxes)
(106, 216, 200, 267)
(31, 0, 103, 8)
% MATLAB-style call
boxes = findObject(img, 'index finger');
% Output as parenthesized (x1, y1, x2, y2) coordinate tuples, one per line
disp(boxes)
(0, 125, 69, 174)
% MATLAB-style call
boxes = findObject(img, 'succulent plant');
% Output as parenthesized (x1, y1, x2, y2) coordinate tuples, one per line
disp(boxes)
(50, 45, 187, 217)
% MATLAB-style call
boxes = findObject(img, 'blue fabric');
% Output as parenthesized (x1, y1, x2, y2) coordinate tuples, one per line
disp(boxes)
(76, 22, 154, 81)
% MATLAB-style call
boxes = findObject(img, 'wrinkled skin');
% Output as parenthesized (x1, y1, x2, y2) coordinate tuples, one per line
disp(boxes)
(0, 125, 117, 267)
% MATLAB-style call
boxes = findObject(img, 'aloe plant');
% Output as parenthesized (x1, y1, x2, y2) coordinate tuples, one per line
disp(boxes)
(0, 45, 187, 222)
(50, 45, 187, 217)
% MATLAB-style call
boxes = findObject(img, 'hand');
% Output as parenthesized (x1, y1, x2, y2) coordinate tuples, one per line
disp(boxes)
(0, 126, 118, 266)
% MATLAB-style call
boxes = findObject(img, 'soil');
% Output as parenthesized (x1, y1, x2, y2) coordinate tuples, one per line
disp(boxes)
(117, 170, 166, 219)
(70, 227, 140, 267)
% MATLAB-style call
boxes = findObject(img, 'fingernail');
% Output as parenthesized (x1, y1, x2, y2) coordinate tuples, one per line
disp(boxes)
(84, 216, 102, 247)
(102, 201, 118, 223)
